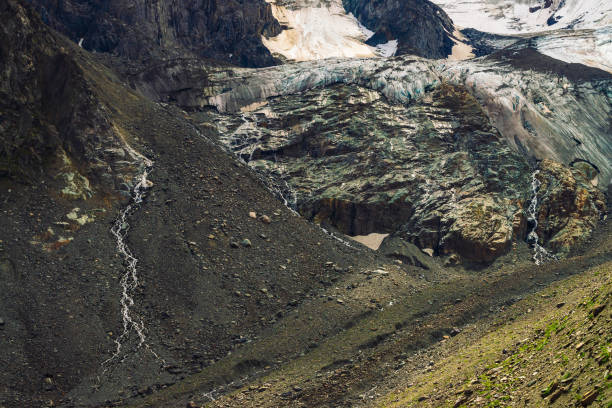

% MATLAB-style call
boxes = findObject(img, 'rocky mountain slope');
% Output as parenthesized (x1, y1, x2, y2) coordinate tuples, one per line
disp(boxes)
(0, 1, 376, 406)
(195, 47, 609, 264)
(375, 224, 612, 407)
(0, 0, 610, 407)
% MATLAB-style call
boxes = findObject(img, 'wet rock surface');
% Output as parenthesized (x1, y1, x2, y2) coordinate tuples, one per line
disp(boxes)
(204, 51, 609, 262)
(201, 51, 611, 190)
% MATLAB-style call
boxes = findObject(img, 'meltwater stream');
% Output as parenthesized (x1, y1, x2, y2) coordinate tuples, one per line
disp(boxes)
(102, 158, 163, 369)
(526, 170, 557, 266)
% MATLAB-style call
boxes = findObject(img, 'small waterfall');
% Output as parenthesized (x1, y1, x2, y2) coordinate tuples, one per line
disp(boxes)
(103, 158, 163, 369)
(217, 112, 359, 249)
(526, 170, 557, 265)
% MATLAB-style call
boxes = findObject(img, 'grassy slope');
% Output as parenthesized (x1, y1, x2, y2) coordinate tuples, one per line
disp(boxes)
(379, 248, 611, 407)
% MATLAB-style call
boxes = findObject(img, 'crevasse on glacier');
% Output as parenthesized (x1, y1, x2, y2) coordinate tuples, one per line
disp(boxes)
(207, 56, 611, 189)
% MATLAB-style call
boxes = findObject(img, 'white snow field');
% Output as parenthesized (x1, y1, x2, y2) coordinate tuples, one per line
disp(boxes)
(430, 0, 612, 34)
(262, 0, 378, 61)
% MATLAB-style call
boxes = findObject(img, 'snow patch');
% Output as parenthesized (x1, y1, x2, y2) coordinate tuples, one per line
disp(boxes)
(374, 40, 398, 57)
(448, 29, 475, 61)
(349, 233, 389, 250)
(262, 0, 376, 61)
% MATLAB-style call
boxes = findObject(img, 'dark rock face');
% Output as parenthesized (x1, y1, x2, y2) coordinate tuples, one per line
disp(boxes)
(342, 0, 455, 58)
(27, 0, 282, 67)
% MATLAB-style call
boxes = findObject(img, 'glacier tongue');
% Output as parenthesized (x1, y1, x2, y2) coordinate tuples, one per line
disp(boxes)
(207, 57, 441, 114)
(205, 55, 611, 189)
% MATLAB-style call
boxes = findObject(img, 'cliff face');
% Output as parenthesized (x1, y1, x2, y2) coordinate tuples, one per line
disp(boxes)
(342, 0, 456, 58)
(202, 49, 609, 263)
(28, 0, 282, 67)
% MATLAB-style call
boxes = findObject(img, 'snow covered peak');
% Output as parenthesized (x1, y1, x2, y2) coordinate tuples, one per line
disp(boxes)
(431, 0, 612, 34)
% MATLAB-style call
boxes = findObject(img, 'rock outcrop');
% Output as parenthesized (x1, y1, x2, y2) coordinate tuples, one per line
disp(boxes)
(204, 50, 611, 193)
(28, 0, 282, 67)
(342, 0, 456, 58)
(203, 50, 609, 262)
(533, 159, 606, 255)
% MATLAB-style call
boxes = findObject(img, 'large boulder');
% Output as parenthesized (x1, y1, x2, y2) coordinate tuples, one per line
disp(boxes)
(441, 196, 514, 262)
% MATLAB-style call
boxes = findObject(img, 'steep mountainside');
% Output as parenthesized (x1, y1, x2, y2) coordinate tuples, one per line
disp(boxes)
(0, 1, 377, 406)
(197, 50, 609, 263)
(27, 0, 282, 67)
(216, 82, 534, 262)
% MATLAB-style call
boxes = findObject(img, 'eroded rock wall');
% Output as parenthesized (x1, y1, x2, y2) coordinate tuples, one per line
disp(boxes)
(534, 159, 606, 255)
(216, 83, 532, 261)
(28, 0, 282, 67)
